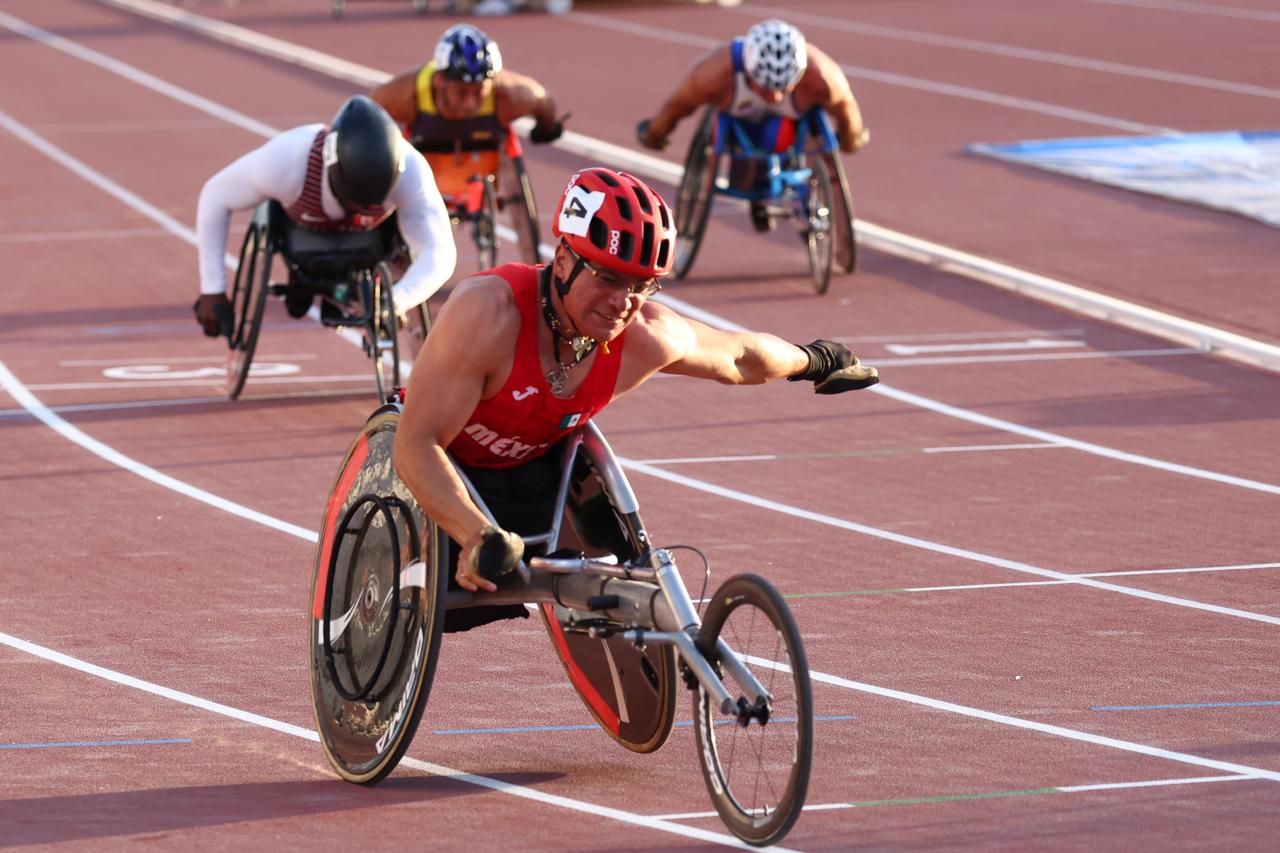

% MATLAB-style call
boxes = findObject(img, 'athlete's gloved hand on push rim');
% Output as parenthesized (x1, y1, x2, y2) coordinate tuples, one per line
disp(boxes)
(457, 524, 525, 593)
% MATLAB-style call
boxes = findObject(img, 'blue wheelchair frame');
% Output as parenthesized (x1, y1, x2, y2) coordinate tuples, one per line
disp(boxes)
(711, 108, 840, 204)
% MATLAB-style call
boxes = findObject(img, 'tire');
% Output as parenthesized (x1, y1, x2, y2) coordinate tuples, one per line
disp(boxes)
(803, 159, 835, 296)
(473, 177, 498, 271)
(309, 409, 447, 785)
(693, 573, 812, 847)
(367, 262, 399, 402)
(226, 216, 270, 400)
(673, 108, 717, 280)
(825, 153, 858, 275)
(505, 154, 541, 264)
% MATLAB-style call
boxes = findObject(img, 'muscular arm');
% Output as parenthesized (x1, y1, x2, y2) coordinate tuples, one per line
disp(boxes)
(627, 302, 808, 387)
(387, 139, 457, 314)
(392, 278, 516, 592)
(494, 70, 558, 132)
(641, 47, 732, 145)
(796, 45, 866, 153)
(194, 126, 315, 295)
(368, 70, 420, 127)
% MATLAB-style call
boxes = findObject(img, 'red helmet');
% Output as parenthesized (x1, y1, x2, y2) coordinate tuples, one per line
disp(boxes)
(552, 167, 676, 280)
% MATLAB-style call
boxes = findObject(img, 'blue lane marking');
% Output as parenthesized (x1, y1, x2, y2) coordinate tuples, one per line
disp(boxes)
(1092, 701, 1280, 711)
(431, 715, 855, 736)
(0, 738, 191, 750)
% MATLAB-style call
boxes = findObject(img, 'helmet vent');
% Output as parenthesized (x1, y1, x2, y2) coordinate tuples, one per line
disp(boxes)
(618, 230, 634, 262)
(615, 196, 633, 222)
(655, 239, 670, 271)
(588, 218, 609, 251)
(639, 221, 654, 269)
(631, 183, 652, 214)
(597, 171, 620, 187)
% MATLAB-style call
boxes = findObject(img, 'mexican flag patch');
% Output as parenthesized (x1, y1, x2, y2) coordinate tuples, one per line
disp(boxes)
(559, 412, 583, 429)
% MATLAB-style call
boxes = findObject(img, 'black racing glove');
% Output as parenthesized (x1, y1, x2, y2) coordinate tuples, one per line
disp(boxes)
(789, 339, 879, 394)
(635, 119, 668, 151)
(193, 294, 234, 338)
(529, 120, 564, 145)
(468, 525, 525, 580)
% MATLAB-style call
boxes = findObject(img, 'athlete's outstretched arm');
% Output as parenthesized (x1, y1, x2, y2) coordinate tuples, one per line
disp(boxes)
(638, 47, 730, 149)
(804, 45, 867, 153)
(368, 70, 420, 127)
(392, 278, 516, 592)
(495, 70, 561, 141)
(387, 141, 457, 315)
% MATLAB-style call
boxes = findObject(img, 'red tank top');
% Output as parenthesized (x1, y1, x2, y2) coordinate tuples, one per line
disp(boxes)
(448, 264, 625, 469)
(283, 129, 392, 232)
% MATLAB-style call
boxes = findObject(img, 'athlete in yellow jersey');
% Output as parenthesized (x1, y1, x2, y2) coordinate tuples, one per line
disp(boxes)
(371, 24, 563, 263)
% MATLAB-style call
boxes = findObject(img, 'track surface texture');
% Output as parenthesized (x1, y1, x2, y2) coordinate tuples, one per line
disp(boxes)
(1, 0, 1277, 850)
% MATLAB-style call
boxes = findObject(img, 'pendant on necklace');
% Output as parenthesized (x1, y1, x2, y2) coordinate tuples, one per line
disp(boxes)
(546, 364, 570, 395)
(570, 336, 594, 361)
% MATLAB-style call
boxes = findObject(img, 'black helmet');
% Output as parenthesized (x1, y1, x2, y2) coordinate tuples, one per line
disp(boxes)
(325, 96, 404, 209)
(433, 24, 503, 83)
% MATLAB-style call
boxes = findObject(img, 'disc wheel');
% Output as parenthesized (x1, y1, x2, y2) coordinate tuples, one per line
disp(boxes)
(367, 262, 400, 402)
(473, 177, 499, 271)
(226, 212, 271, 400)
(309, 409, 447, 785)
(802, 159, 835, 295)
(693, 573, 813, 847)
(673, 107, 717, 280)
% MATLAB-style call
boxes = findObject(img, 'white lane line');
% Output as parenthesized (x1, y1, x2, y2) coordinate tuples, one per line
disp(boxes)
(0, 227, 169, 242)
(885, 338, 1088, 355)
(800, 562, 1280, 597)
(0, 631, 777, 852)
(1084, 0, 1280, 23)
(738, 4, 1280, 99)
(60, 354, 317, 366)
(741, 654, 1280, 783)
(5, 365, 1278, 795)
(26, 375, 377, 391)
(868, 347, 1199, 367)
(3, 88, 1275, 498)
(654, 773, 1257, 819)
(619, 458, 1280, 625)
(0, 11, 276, 138)
(82, 0, 1280, 370)
(840, 329, 1086, 344)
(0, 360, 318, 543)
(871, 384, 1280, 495)
(633, 443, 1060, 464)
(565, 11, 1173, 133)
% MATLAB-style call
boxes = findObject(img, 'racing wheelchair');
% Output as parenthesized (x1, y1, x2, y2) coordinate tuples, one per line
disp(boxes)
(416, 132, 542, 271)
(226, 201, 426, 402)
(674, 107, 858, 295)
(307, 404, 818, 846)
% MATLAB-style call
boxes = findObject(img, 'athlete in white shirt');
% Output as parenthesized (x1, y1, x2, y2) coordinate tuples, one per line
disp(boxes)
(193, 96, 456, 336)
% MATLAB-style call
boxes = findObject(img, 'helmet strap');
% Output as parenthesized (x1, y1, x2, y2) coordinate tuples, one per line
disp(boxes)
(539, 265, 598, 394)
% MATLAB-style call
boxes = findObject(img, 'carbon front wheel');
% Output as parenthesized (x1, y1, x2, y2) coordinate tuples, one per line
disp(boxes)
(803, 159, 835, 296)
(694, 574, 812, 846)
(673, 108, 717, 280)
(227, 210, 271, 400)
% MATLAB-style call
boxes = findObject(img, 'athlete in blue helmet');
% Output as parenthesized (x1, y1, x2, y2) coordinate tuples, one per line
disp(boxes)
(371, 25, 563, 262)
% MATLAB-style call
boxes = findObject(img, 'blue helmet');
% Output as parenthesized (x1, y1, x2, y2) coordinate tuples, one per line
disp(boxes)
(433, 25, 503, 83)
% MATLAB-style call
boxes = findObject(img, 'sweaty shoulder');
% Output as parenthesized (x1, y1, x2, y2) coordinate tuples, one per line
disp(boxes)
(626, 300, 696, 374)
(436, 274, 519, 348)
(797, 45, 841, 104)
(689, 45, 735, 105)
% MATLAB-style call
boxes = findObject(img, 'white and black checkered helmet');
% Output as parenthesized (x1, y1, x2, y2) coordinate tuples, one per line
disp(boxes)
(742, 19, 808, 92)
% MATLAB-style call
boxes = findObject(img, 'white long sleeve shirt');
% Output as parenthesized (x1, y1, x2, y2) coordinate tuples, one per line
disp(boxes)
(195, 124, 456, 313)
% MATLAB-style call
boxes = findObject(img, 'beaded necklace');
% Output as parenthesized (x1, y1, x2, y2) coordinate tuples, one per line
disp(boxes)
(539, 267, 598, 394)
